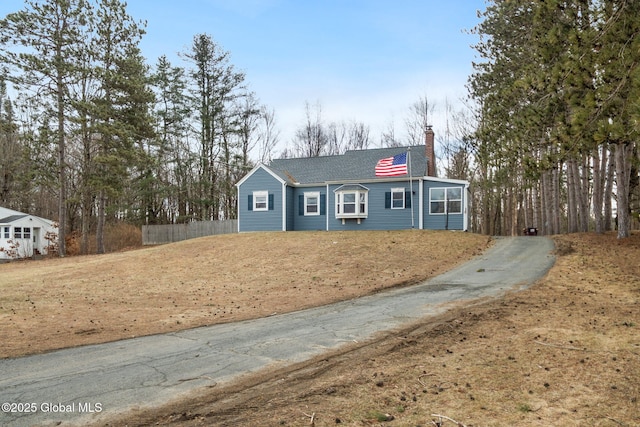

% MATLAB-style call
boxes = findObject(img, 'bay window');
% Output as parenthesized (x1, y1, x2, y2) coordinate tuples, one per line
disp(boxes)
(335, 185, 368, 220)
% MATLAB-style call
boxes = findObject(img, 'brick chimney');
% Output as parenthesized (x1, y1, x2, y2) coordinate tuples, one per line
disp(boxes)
(425, 125, 436, 177)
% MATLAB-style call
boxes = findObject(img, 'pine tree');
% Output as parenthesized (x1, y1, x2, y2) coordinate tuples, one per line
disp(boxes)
(150, 55, 192, 222)
(0, 0, 91, 256)
(593, 0, 640, 238)
(90, 0, 147, 252)
(183, 33, 246, 220)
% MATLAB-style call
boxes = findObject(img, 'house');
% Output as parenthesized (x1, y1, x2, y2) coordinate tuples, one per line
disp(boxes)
(236, 127, 469, 232)
(0, 206, 58, 260)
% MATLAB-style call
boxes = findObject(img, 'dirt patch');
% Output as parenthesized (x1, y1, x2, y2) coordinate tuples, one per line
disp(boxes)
(100, 232, 640, 427)
(0, 230, 489, 358)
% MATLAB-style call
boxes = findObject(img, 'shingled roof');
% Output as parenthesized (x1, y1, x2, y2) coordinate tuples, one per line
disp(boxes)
(0, 214, 27, 223)
(267, 145, 428, 185)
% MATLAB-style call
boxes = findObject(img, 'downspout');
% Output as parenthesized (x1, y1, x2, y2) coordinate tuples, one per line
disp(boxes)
(418, 178, 424, 229)
(282, 182, 287, 231)
(326, 183, 330, 231)
(464, 183, 470, 231)
(236, 185, 240, 232)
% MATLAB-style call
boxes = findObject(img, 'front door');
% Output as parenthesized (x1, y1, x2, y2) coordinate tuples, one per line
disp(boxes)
(33, 227, 41, 254)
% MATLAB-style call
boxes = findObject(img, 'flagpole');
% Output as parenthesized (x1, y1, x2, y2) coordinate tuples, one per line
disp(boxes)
(408, 148, 414, 228)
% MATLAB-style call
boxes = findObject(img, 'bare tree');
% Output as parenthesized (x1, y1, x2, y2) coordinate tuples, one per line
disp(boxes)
(405, 94, 435, 145)
(256, 106, 279, 163)
(381, 119, 401, 147)
(292, 100, 327, 157)
(345, 120, 370, 151)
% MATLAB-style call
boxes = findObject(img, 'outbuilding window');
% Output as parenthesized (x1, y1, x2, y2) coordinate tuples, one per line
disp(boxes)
(13, 227, 32, 239)
(2, 226, 9, 239)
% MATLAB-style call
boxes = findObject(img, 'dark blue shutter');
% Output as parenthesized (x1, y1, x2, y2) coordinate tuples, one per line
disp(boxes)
(405, 191, 412, 209)
(268, 194, 274, 210)
(248, 194, 253, 211)
(320, 194, 326, 216)
(385, 192, 391, 209)
(299, 195, 304, 215)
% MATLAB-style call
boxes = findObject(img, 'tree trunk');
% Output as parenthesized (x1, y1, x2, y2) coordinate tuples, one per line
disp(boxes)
(592, 145, 605, 233)
(615, 142, 633, 239)
(579, 154, 590, 232)
(56, 60, 67, 257)
(96, 189, 106, 254)
(567, 158, 578, 233)
(552, 165, 561, 234)
(604, 144, 615, 231)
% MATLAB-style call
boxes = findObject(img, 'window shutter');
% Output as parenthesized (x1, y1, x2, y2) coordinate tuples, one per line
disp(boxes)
(320, 194, 326, 216)
(268, 194, 274, 210)
(405, 191, 412, 209)
(299, 195, 304, 215)
(248, 194, 253, 211)
(385, 192, 391, 209)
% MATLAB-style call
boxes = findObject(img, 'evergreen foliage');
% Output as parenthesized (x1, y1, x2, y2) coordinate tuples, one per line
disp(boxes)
(468, 0, 640, 238)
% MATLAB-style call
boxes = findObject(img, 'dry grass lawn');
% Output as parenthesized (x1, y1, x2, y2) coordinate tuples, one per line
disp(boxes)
(3, 230, 639, 427)
(0, 230, 489, 359)
(106, 232, 640, 427)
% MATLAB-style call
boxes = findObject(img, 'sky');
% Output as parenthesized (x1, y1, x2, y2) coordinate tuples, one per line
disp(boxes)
(0, 0, 487, 154)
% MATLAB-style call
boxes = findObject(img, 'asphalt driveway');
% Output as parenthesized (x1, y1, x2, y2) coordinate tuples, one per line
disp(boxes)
(0, 236, 555, 426)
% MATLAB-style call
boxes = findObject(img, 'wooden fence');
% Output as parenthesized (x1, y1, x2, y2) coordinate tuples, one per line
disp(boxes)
(142, 220, 238, 245)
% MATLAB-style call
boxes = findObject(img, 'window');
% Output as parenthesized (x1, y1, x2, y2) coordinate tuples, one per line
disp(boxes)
(335, 186, 368, 219)
(430, 187, 463, 215)
(253, 191, 268, 211)
(23, 227, 31, 239)
(304, 192, 320, 216)
(391, 188, 405, 209)
(14, 227, 22, 239)
(446, 188, 462, 214)
(2, 226, 9, 239)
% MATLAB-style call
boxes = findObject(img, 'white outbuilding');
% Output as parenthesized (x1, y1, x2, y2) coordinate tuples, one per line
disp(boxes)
(0, 206, 58, 260)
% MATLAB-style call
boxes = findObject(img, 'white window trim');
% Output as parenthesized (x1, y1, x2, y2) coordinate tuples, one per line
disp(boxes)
(391, 187, 405, 209)
(253, 190, 268, 211)
(304, 191, 320, 216)
(335, 189, 368, 219)
(429, 187, 463, 215)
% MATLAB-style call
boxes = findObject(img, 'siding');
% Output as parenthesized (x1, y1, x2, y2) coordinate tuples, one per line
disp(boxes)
(238, 167, 284, 232)
(292, 187, 327, 231)
(327, 181, 418, 231)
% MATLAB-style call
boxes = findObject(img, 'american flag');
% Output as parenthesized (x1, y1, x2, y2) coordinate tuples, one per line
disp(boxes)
(375, 152, 408, 177)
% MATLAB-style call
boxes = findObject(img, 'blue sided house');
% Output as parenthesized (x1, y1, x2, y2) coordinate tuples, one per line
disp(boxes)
(236, 128, 469, 232)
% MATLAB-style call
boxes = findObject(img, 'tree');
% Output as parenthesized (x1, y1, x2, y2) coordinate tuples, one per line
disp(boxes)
(405, 95, 435, 146)
(292, 100, 327, 157)
(90, 0, 148, 253)
(150, 55, 191, 223)
(0, 77, 20, 206)
(467, 0, 638, 237)
(593, 0, 640, 238)
(183, 33, 246, 220)
(0, 0, 91, 256)
(256, 106, 280, 163)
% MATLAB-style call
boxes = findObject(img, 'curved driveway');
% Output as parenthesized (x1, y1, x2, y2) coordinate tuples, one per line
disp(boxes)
(0, 236, 555, 426)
